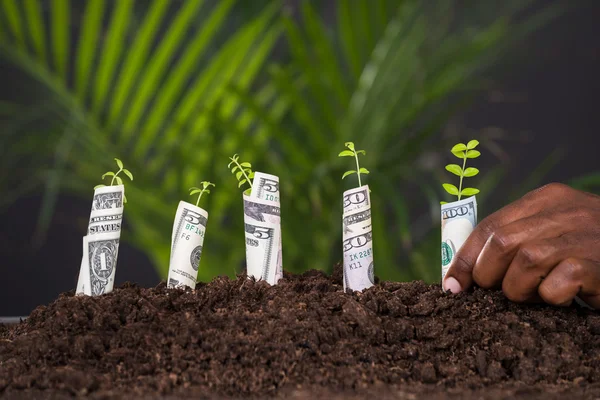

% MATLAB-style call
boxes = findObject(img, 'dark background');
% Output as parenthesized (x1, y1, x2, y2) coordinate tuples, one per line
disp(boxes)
(1, 0, 599, 316)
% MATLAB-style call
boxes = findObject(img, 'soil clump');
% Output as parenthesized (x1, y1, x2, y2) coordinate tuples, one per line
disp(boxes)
(2, 265, 600, 399)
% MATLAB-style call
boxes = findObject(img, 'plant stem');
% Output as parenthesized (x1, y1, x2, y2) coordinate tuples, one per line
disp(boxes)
(110, 168, 122, 186)
(458, 153, 467, 201)
(354, 151, 362, 187)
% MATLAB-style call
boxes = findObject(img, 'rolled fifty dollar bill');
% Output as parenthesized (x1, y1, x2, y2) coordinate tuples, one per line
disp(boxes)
(76, 185, 124, 296)
(441, 196, 477, 280)
(342, 185, 374, 291)
(167, 201, 209, 289)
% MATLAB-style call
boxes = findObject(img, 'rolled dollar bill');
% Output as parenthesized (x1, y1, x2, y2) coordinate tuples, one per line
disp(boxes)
(441, 196, 477, 280)
(76, 185, 124, 296)
(244, 218, 281, 284)
(167, 201, 209, 289)
(342, 184, 374, 291)
(250, 172, 283, 283)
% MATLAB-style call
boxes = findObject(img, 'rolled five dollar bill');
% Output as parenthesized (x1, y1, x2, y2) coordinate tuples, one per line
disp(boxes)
(243, 171, 283, 285)
(167, 201, 209, 289)
(76, 185, 124, 296)
(342, 185, 374, 291)
(441, 196, 478, 280)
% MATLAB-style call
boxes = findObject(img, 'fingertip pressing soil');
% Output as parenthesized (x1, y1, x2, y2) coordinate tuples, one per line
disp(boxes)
(2, 264, 600, 399)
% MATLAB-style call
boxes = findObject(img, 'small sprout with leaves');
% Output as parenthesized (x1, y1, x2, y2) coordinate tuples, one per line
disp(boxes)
(338, 142, 370, 187)
(441, 140, 481, 205)
(228, 154, 255, 195)
(94, 158, 133, 203)
(189, 181, 215, 207)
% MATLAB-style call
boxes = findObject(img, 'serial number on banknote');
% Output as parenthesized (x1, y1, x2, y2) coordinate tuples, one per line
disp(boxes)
(183, 224, 205, 237)
(349, 249, 372, 261)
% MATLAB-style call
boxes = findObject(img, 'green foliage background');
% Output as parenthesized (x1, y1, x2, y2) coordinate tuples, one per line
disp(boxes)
(0, 0, 578, 283)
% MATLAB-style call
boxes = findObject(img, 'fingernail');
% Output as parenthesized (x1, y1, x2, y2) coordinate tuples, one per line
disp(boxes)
(443, 277, 462, 294)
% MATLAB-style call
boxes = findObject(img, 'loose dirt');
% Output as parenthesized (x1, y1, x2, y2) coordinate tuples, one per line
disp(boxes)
(2, 265, 600, 399)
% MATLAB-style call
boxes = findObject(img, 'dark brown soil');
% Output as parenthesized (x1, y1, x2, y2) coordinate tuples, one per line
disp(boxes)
(2, 265, 600, 399)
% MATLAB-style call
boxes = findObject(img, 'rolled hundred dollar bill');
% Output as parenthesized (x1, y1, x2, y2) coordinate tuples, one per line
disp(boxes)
(167, 201, 208, 289)
(441, 196, 477, 280)
(342, 185, 374, 291)
(249, 172, 283, 283)
(76, 185, 124, 296)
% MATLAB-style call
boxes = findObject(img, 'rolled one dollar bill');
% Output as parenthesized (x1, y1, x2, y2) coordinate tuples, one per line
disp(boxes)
(167, 201, 209, 289)
(76, 185, 124, 296)
(441, 196, 477, 280)
(342, 185, 374, 291)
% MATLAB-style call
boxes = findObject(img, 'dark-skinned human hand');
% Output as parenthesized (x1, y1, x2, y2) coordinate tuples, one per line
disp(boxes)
(442, 183, 600, 309)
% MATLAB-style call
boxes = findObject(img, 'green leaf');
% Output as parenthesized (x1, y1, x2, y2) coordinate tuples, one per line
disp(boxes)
(122, 168, 134, 181)
(240, 162, 251, 167)
(107, 0, 170, 129)
(466, 150, 481, 159)
(123, 194, 128, 204)
(24, 0, 46, 62)
(451, 151, 465, 159)
(248, 171, 255, 179)
(463, 167, 479, 177)
(344, 142, 355, 151)
(189, 187, 200, 191)
(75, 0, 105, 100)
(115, 176, 123, 185)
(235, 170, 243, 181)
(461, 188, 480, 196)
(243, 188, 251, 196)
(51, 0, 69, 79)
(189, 189, 202, 195)
(359, 167, 370, 174)
(102, 171, 115, 179)
(451, 143, 467, 153)
(338, 150, 354, 157)
(92, 0, 134, 114)
(115, 158, 124, 169)
(466, 139, 479, 149)
(445, 164, 462, 176)
(355, 150, 366, 155)
(94, 184, 106, 190)
(230, 165, 239, 173)
(440, 201, 448, 205)
(442, 183, 459, 195)
(238, 179, 247, 188)
(342, 170, 356, 179)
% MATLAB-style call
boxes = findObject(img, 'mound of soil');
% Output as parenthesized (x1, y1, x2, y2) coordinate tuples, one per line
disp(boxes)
(2, 265, 600, 399)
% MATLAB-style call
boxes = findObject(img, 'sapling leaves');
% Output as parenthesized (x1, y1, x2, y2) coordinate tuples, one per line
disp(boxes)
(442, 183, 459, 195)
(98, 158, 134, 203)
(339, 142, 369, 187)
(189, 181, 215, 207)
(228, 154, 254, 195)
(441, 141, 481, 203)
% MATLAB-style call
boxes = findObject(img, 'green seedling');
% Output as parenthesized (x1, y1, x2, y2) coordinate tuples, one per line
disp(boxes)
(94, 158, 133, 203)
(339, 142, 370, 187)
(228, 154, 255, 196)
(441, 140, 481, 204)
(189, 181, 215, 207)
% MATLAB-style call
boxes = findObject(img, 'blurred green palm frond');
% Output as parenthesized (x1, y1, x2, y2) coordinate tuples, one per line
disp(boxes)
(0, 0, 282, 279)
(0, 0, 558, 283)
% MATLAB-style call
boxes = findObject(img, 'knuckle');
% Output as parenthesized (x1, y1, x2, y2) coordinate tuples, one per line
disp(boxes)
(478, 217, 498, 238)
(538, 182, 570, 195)
(561, 258, 584, 282)
(488, 230, 514, 255)
(514, 245, 542, 269)
(474, 272, 495, 289)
